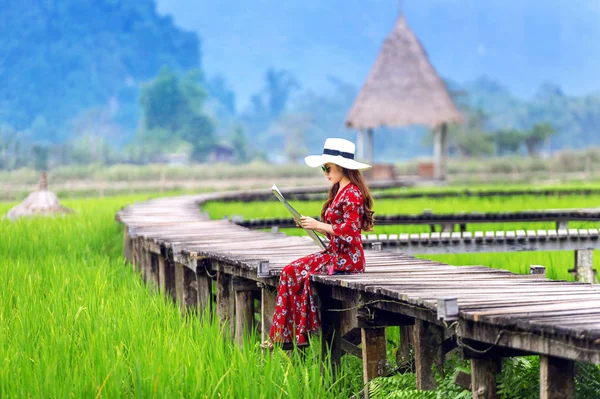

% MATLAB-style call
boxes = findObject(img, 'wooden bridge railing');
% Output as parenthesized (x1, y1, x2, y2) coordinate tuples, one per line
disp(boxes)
(116, 187, 600, 399)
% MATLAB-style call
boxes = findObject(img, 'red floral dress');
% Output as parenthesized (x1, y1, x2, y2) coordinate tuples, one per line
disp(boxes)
(269, 183, 366, 345)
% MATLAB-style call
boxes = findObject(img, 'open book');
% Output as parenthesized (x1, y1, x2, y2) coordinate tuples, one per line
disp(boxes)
(272, 184, 326, 250)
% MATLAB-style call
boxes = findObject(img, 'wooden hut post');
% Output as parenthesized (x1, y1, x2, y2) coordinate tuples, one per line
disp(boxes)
(366, 128, 374, 165)
(539, 355, 575, 399)
(357, 129, 365, 160)
(433, 123, 448, 180)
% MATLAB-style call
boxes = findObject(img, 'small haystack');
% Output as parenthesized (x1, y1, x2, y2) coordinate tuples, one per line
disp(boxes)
(4, 173, 74, 220)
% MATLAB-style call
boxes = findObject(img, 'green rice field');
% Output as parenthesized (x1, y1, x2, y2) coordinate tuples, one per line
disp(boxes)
(0, 196, 357, 398)
(2, 186, 600, 398)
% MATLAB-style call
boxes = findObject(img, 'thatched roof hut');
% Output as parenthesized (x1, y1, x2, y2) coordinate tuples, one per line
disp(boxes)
(4, 173, 74, 220)
(346, 15, 462, 179)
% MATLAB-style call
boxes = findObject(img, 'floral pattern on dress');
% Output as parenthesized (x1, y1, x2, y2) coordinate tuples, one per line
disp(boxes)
(269, 183, 366, 344)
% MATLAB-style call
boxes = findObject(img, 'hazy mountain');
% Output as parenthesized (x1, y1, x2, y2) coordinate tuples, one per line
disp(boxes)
(0, 0, 200, 142)
(156, 0, 600, 109)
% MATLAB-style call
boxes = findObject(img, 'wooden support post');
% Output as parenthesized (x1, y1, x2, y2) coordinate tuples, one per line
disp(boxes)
(182, 266, 199, 310)
(158, 254, 175, 301)
(123, 225, 132, 262)
(441, 223, 455, 233)
(142, 246, 151, 283)
(132, 238, 141, 273)
(148, 253, 160, 289)
(470, 357, 501, 399)
(233, 277, 258, 346)
(234, 290, 254, 346)
(320, 289, 342, 381)
(217, 269, 234, 336)
(174, 262, 185, 307)
(570, 249, 597, 283)
(175, 263, 198, 312)
(414, 320, 444, 390)
(260, 286, 277, 344)
(196, 260, 213, 315)
(540, 355, 575, 399)
(556, 220, 569, 230)
(361, 327, 387, 398)
(397, 325, 414, 367)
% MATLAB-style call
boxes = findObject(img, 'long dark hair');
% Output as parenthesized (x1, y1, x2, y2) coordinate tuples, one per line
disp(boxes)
(320, 167, 374, 231)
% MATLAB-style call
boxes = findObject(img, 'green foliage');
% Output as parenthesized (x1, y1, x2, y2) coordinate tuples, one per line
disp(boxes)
(230, 126, 250, 163)
(138, 67, 215, 162)
(494, 129, 525, 155)
(31, 144, 48, 171)
(497, 357, 540, 398)
(576, 362, 600, 398)
(0, 0, 199, 142)
(525, 122, 555, 156)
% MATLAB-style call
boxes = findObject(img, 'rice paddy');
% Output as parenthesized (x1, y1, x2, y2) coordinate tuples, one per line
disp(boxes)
(0, 196, 356, 398)
(2, 184, 600, 398)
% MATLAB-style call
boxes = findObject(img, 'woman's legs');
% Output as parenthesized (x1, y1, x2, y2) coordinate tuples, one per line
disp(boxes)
(269, 252, 330, 345)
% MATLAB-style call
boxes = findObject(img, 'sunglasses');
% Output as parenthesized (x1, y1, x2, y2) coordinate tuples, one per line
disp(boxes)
(321, 165, 331, 174)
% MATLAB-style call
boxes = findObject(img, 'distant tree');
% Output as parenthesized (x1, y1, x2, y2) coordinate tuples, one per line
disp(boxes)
(525, 122, 555, 156)
(139, 67, 215, 162)
(230, 126, 250, 163)
(264, 69, 300, 118)
(206, 75, 237, 115)
(493, 129, 525, 155)
(266, 113, 310, 163)
(32, 144, 49, 171)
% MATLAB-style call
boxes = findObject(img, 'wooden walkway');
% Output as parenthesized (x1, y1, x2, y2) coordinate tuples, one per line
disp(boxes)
(116, 189, 600, 399)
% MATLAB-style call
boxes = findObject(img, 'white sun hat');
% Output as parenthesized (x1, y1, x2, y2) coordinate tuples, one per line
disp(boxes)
(305, 138, 371, 170)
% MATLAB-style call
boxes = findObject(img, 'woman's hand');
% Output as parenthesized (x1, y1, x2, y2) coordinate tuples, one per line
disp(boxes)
(300, 216, 321, 231)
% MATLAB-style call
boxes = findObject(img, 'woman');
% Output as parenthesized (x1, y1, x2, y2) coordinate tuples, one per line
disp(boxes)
(264, 138, 375, 349)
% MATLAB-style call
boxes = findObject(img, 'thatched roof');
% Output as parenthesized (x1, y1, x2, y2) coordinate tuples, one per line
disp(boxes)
(4, 173, 74, 220)
(346, 15, 462, 129)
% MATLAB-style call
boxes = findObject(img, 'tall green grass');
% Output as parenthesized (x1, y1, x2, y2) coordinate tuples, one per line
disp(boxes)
(0, 196, 358, 398)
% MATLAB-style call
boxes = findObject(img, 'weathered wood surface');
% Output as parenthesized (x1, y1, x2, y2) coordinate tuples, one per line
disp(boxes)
(116, 191, 600, 365)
